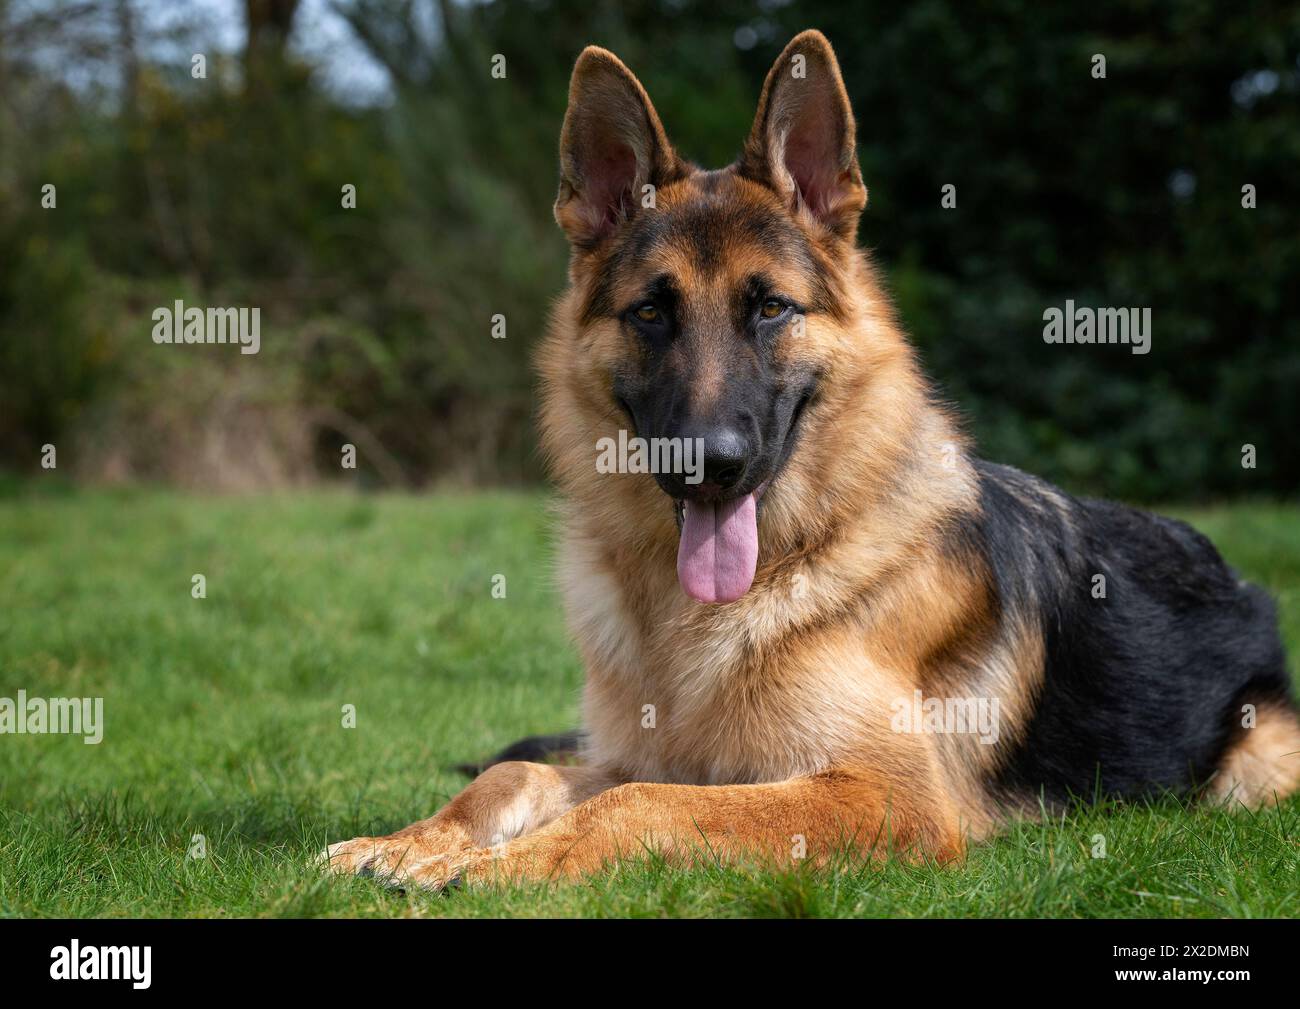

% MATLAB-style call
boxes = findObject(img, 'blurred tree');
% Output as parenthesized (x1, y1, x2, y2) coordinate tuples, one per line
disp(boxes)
(245, 0, 301, 94)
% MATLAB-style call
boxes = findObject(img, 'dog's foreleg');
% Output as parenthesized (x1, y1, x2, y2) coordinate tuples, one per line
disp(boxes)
(323, 761, 620, 879)
(400, 766, 963, 888)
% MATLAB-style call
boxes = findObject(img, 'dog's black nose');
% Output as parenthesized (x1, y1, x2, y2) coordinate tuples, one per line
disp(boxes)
(651, 421, 754, 502)
(698, 425, 749, 493)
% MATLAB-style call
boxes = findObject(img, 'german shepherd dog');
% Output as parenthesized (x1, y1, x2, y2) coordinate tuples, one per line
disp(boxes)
(326, 30, 1300, 887)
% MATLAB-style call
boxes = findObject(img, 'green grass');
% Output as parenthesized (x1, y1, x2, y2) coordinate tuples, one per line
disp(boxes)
(1, 488, 1298, 918)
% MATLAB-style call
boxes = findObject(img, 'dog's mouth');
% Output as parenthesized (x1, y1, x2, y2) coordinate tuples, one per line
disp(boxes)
(671, 389, 812, 606)
(671, 482, 768, 606)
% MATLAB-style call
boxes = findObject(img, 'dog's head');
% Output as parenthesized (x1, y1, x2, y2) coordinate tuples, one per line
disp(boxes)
(541, 31, 919, 605)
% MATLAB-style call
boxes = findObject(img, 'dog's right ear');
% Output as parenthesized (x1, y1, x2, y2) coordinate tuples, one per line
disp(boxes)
(554, 47, 682, 249)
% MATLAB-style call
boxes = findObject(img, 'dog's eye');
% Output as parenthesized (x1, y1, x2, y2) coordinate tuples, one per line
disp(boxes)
(760, 299, 786, 319)
(634, 304, 659, 323)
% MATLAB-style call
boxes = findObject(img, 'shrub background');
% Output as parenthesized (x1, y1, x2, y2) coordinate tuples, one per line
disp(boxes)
(2, 0, 1297, 500)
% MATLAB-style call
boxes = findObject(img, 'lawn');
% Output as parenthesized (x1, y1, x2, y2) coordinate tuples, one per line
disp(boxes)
(1, 486, 1298, 918)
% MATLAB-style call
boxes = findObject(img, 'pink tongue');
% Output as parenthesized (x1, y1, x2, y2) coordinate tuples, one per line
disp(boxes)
(677, 494, 759, 604)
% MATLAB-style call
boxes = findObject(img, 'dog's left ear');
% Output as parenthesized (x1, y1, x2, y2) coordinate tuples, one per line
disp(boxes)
(740, 30, 866, 240)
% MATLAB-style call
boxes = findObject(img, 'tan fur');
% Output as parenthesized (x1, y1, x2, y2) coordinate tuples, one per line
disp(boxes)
(324, 30, 1293, 889)
(1208, 704, 1300, 808)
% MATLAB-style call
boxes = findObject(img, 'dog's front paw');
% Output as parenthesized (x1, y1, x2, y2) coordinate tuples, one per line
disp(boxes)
(320, 835, 475, 889)
(396, 852, 475, 890)
(322, 836, 396, 875)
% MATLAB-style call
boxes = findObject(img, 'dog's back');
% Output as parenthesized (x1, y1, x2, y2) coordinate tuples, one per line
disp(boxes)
(954, 461, 1300, 808)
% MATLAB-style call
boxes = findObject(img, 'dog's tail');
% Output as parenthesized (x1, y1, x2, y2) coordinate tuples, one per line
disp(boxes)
(454, 730, 586, 777)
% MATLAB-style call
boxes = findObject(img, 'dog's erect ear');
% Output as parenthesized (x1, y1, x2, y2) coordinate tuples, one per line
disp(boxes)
(740, 30, 866, 239)
(554, 47, 682, 249)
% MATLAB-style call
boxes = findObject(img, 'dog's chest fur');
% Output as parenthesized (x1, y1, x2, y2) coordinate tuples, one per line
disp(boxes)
(559, 527, 900, 785)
